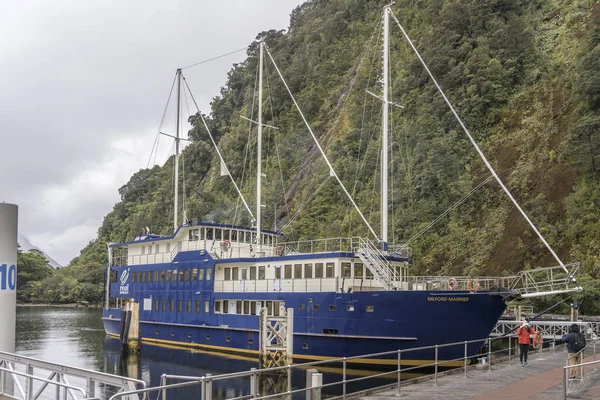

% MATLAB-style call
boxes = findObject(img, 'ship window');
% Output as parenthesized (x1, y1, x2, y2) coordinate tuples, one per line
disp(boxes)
(245, 231, 251, 243)
(226, 337, 231, 342)
(232, 267, 239, 280)
(148, 245, 152, 255)
(154, 271, 159, 281)
(251, 301, 256, 315)
(166, 243, 171, 253)
(148, 272, 153, 282)
(284, 265, 292, 279)
(224, 268, 231, 281)
(315, 263, 323, 278)
(141, 246, 145, 255)
(206, 228, 213, 240)
(258, 266, 265, 280)
(366, 268, 374, 279)
(204, 300, 209, 313)
(196, 300, 200, 313)
(154, 299, 158, 311)
(231, 230, 238, 242)
(243, 301, 250, 314)
(354, 263, 363, 278)
(162, 300, 166, 311)
(166, 270, 171, 282)
(189, 229, 199, 241)
(187, 333, 192, 339)
(170, 300, 174, 312)
(299, 304, 305, 310)
(304, 264, 313, 279)
(192, 269, 197, 281)
(273, 302, 280, 316)
(179, 270, 184, 281)
(236, 301, 242, 314)
(303, 343, 308, 349)
(142, 272, 146, 282)
(155, 330, 159, 335)
(187, 300, 192, 312)
(171, 332, 175, 337)
(266, 301, 272, 316)
(206, 335, 210, 340)
(323, 329, 338, 335)
(241, 269, 247, 280)
(223, 300, 229, 314)
(294, 264, 302, 278)
(341, 263, 351, 277)
(395, 266, 402, 279)
(172, 270, 178, 281)
(178, 300, 183, 312)
(313, 304, 320, 311)
(160, 270, 165, 281)
(250, 266, 256, 280)
(215, 229, 222, 240)
(329, 305, 336, 311)
(214, 301, 221, 313)
(252, 232, 257, 244)
(206, 269, 213, 281)
(132, 273, 137, 283)
(326, 263, 334, 278)
(198, 268, 205, 280)
(275, 267, 281, 279)
(138, 272, 142, 282)
(248, 338, 253, 344)
(366, 306, 374, 312)
(156, 244, 160, 253)
(184, 270, 190, 281)
(224, 230, 230, 241)
(347, 305, 355, 312)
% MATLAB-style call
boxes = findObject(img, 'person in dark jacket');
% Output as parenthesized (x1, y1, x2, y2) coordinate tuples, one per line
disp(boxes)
(516, 322, 536, 366)
(561, 324, 583, 380)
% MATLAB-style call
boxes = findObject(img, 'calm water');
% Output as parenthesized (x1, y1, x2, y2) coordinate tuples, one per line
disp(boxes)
(15, 306, 396, 399)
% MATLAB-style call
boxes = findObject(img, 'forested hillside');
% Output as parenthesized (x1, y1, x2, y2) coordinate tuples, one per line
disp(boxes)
(21, 0, 600, 312)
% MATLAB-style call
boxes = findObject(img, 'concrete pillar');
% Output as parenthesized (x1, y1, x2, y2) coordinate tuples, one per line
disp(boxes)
(0, 203, 18, 353)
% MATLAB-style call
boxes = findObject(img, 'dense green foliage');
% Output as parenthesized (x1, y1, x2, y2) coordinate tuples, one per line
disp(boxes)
(26, 0, 600, 312)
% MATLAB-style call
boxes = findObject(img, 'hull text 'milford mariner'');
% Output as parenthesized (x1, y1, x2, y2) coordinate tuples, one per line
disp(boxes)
(102, 5, 580, 366)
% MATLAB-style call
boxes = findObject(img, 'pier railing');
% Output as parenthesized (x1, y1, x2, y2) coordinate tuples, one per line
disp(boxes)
(0, 351, 145, 400)
(107, 334, 571, 400)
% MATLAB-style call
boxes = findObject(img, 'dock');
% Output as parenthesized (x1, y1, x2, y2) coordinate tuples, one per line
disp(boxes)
(359, 346, 600, 400)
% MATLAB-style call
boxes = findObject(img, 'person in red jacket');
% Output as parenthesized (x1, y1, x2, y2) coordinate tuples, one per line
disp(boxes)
(516, 322, 536, 366)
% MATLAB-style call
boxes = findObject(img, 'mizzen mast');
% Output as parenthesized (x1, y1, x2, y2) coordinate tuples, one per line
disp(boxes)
(174, 69, 182, 232)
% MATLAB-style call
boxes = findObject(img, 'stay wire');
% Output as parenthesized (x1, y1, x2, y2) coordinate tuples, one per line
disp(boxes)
(181, 47, 248, 70)
(148, 72, 178, 169)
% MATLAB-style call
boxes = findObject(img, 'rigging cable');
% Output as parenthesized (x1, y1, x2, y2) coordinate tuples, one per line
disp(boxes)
(278, 176, 332, 235)
(147, 72, 178, 169)
(181, 47, 248, 70)
(401, 175, 494, 248)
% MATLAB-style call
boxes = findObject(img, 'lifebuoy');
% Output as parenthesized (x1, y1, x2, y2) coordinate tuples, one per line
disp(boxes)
(467, 279, 481, 292)
(448, 277, 458, 290)
(220, 240, 231, 250)
(532, 331, 542, 350)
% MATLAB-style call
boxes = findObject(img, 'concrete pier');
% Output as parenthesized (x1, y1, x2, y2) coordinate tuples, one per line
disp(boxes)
(358, 346, 600, 400)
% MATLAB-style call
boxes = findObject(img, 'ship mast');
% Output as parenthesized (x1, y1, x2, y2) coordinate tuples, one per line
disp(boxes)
(381, 5, 390, 248)
(256, 41, 264, 254)
(174, 69, 182, 232)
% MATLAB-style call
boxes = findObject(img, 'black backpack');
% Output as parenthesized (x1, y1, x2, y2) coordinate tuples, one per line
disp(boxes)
(573, 332, 586, 352)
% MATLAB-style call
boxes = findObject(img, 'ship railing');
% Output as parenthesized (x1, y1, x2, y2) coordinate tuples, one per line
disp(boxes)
(0, 350, 146, 400)
(277, 237, 362, 255)
(126, 252, 171, 266)
(107, 334, 580, 400)
(508, 263, 582, 297)
(407, 275, 515, 291)
(491, 320, 600, 340)
(212, 276, 402, 293)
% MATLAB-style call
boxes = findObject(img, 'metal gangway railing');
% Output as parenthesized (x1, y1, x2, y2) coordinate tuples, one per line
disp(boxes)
(563, 337, 600, 398)
(107, 334, 568, 400)
(0, 351, 145, 400)
(492, 321, 600, 340)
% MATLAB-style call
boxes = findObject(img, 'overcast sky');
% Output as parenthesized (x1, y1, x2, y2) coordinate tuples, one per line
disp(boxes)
(0, 0, 305, 265)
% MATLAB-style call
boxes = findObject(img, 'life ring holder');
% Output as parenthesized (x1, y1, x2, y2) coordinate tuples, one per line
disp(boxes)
(220, 240, 231, 250)
(447, 277, 458, 290)
(532, 331, 542, 350)
(467, 279, 481, 292)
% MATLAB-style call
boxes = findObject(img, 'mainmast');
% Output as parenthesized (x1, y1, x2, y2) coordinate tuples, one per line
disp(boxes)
(381, 6, 391, 247)
(256, 42, 264, 254)
(174, 69, 182, 232)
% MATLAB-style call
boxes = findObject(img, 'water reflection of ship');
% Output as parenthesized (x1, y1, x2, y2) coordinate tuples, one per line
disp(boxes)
(101, 336, 422, 399)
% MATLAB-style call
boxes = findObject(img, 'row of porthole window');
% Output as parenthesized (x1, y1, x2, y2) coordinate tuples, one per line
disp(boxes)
(132, 268, 213, 283)
(298, 304, 374, 312)
(157, 330, 255, 345)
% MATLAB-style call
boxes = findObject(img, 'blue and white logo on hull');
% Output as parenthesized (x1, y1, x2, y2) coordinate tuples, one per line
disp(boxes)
(120, 268, 130, 294)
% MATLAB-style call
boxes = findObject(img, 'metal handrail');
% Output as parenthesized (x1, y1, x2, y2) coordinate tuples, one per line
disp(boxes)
(562, 338, 598, 399)
(109, 334, 563, 400)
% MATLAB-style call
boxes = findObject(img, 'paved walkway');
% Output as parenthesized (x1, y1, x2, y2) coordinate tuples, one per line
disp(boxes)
(359, 347, 600, 400)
